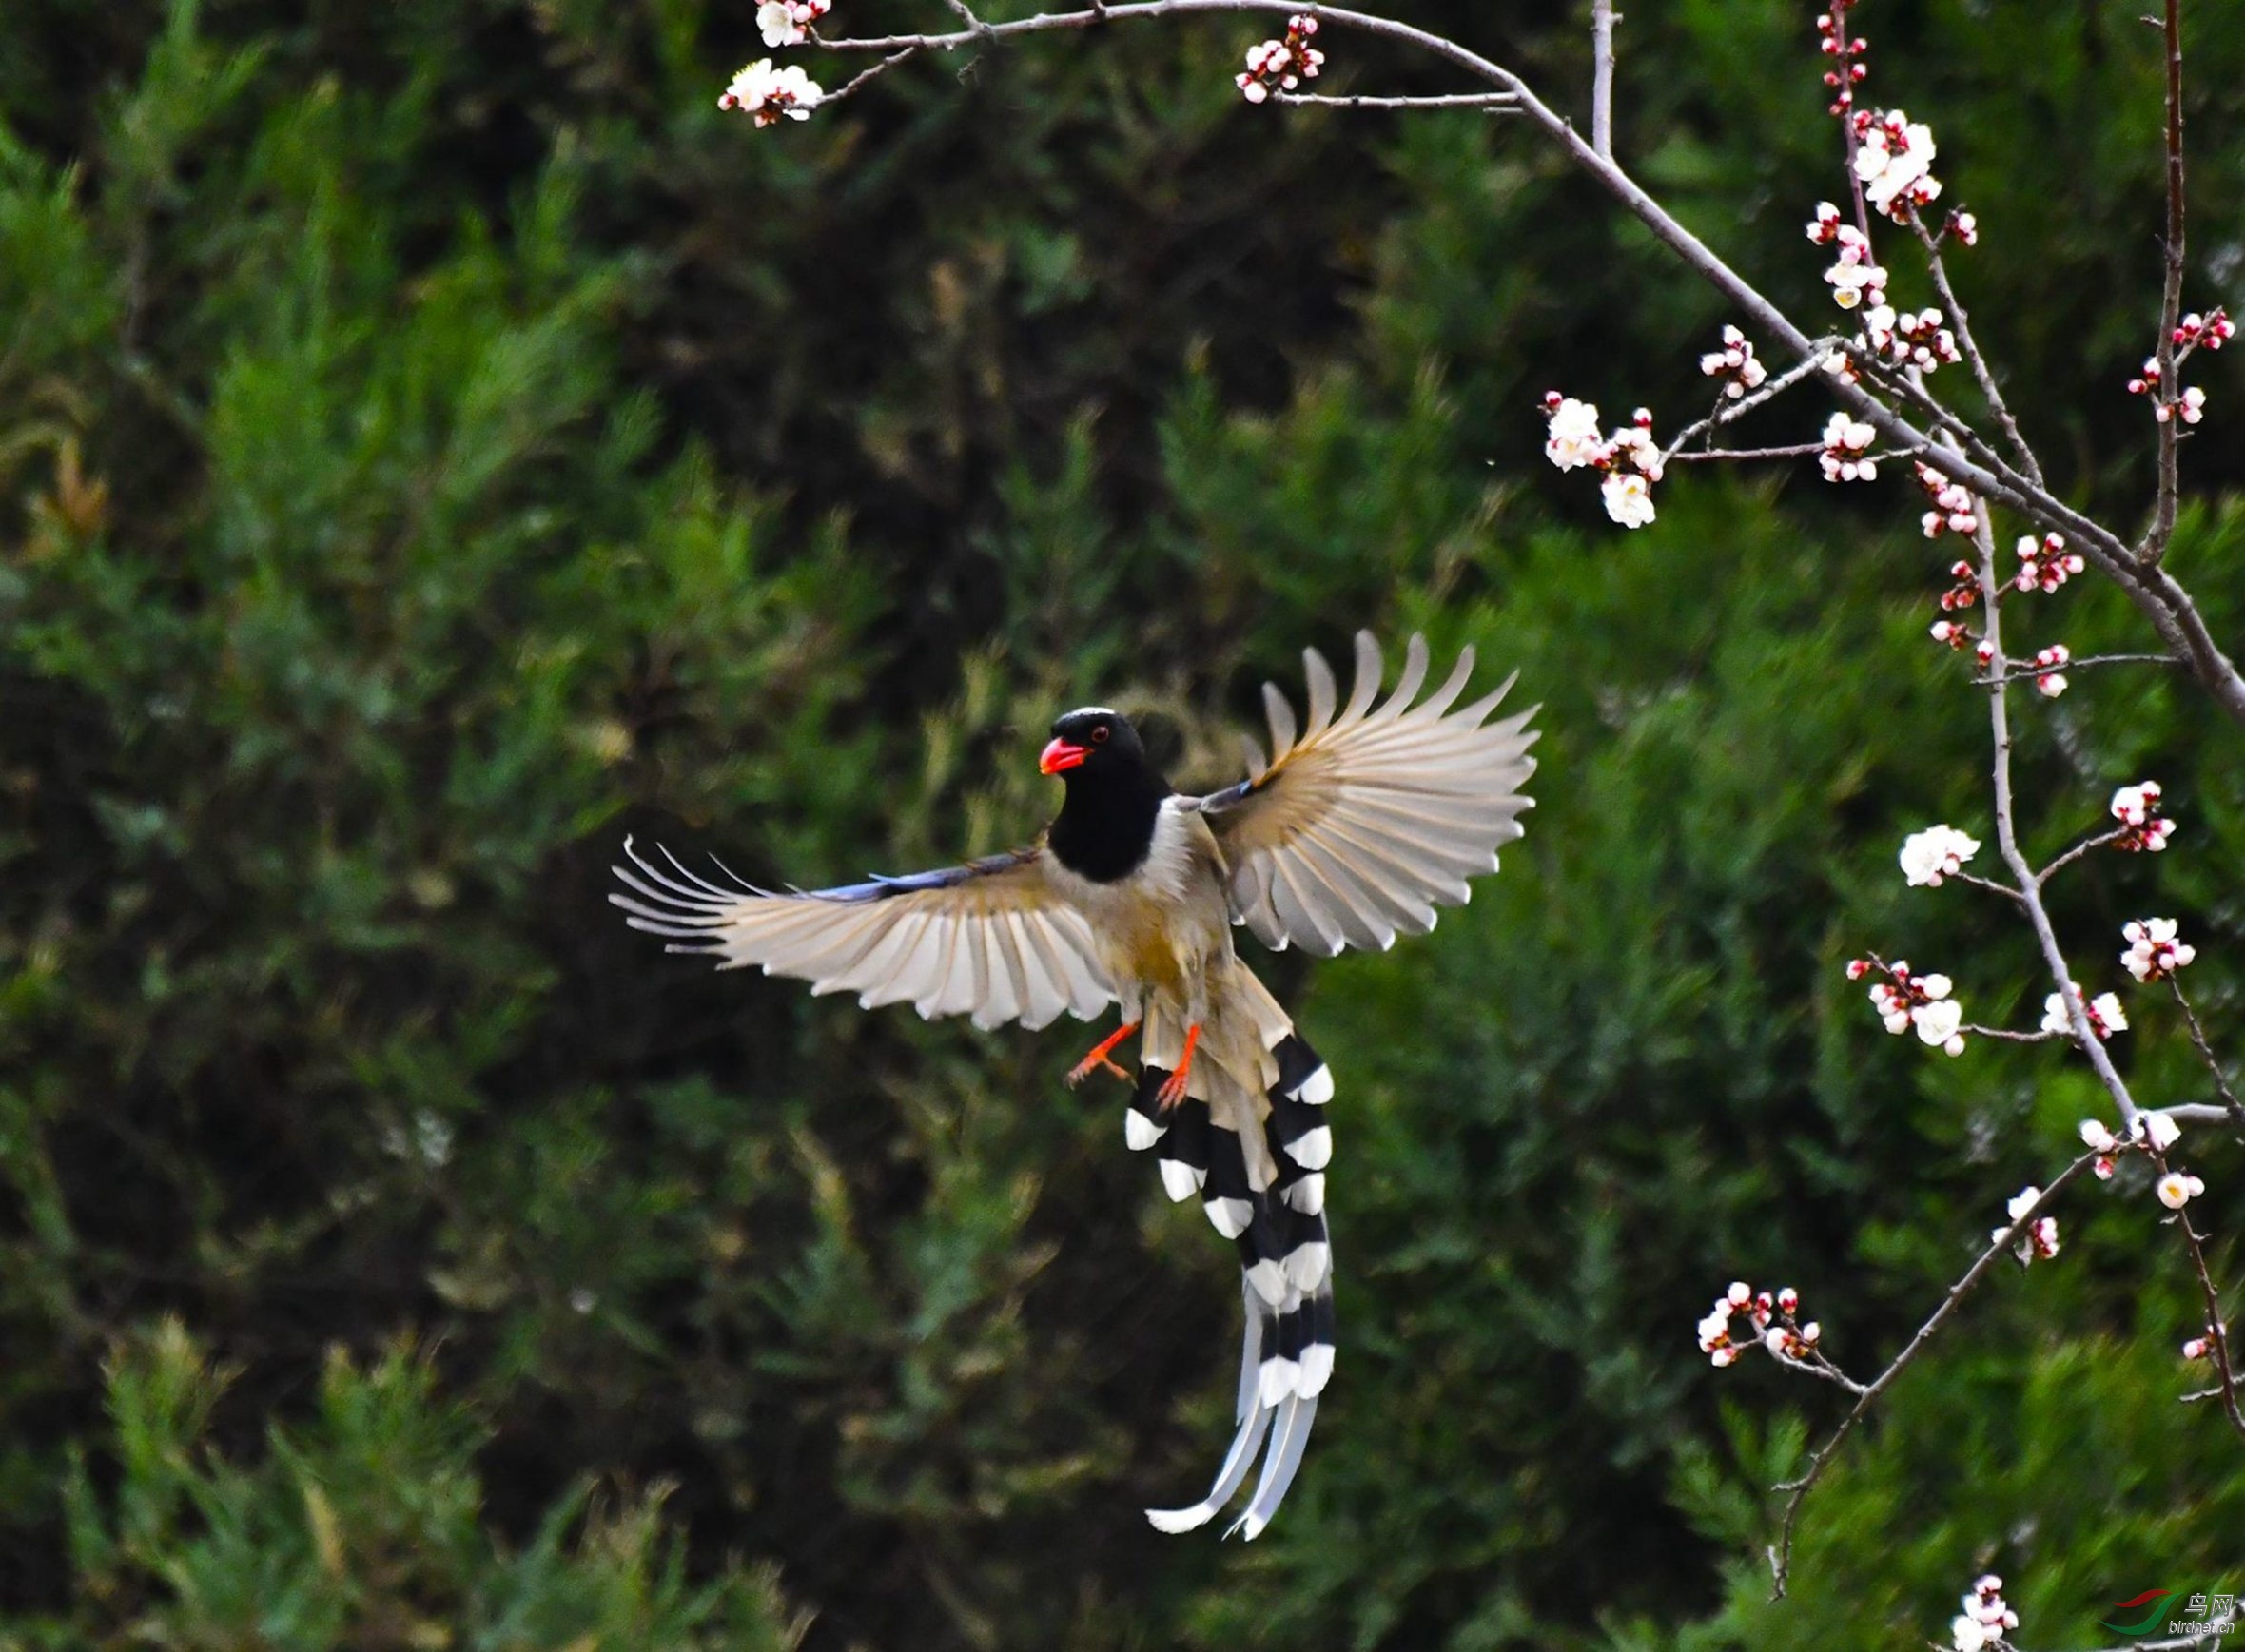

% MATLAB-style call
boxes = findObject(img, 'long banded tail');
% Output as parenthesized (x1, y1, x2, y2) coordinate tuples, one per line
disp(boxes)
(1124, 1032, 1335, 1539)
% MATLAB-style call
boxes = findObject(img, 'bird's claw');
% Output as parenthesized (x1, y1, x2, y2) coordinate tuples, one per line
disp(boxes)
(1155, 1068, 1191, 1109)
(1066, 1054, 1133, 1088)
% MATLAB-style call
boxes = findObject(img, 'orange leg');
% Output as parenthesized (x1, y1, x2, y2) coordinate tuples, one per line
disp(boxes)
(1155, 1024, 1201, 1110)
(1066, 1020, 1141, 1087)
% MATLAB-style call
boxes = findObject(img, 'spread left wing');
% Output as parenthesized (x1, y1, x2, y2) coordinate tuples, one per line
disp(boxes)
(610, 839, 1113, 1030)
(1198, 632, 1537, 956)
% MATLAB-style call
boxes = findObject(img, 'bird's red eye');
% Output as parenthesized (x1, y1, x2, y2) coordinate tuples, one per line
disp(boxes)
(1090, 726, 1110, 743)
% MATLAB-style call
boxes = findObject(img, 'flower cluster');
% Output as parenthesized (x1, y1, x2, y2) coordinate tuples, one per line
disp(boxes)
(1815, 4, 1867, 115)
(756, 0, 830, 48)
(1993, 1186, 2060, 1267)
(2080, 1110, 2179, 1180)
(1696, 1281, 1819, 1368)
(1935, 557, 1980, 615)
(1849, 956, 1965, 1055)
(1917, 463, 1978, 539)
(1541, 396, 1664, 528)
(1900, 824, 1980, 887)
(1942, 208, 1980, 247)
(2158, 1169, 2207, 1210)
(2030, 643, 2070, 698)
(2110, 781, 2177, 852)
(2013, 532, 2082, 593)
(1699, 325, 1769, 399)
(2174, 308, 2235, 353)
(719, 58, 825, 125)
(1237, 15, 1323, 103)
(2041, 984, 2126, 1041)
(1864, 303, 1961, 374)
(1951, 1575, 2020, 1652)
(2122, 917, 2196, 982)
(2129, 358, 2210, 425)
(1852, 109, 1942, 220)
(1815, 221, 1888, 313)
(1820, 412, 1877, 481)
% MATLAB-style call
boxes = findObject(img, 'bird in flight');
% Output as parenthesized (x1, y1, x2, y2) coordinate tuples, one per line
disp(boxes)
(611, 632, 1537, 1538)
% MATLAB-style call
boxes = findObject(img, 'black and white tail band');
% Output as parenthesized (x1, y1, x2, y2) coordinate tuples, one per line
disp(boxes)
(1135, 1031, 1336, 1538)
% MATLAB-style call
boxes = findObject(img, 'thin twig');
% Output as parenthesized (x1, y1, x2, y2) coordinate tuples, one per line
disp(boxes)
(1273, 89, 1520, 108)
(1948, 869, 2027, 905)
(2168, 980, 2245, 1132)
(2147, 1148, 2245, 1438)
(2144, 0, 2188, 564)
(1591, 0, 1615, 159)
(1908, 208, 2045, 488)
(1765, 1153, 2099, 1598)
(944, 0, 997, 38)
(1963, 1023, 2065, 1043)
(1665, 441, 1828, 463)
(1974, 652, 2181, 688)
(1657, 346, 1837, 464)
(2034, 827, 2125, 888)
(828, 47, 922, 101)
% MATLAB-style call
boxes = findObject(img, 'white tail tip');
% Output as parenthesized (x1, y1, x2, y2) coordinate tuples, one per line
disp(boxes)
(1146, 1505, 1218, 1534)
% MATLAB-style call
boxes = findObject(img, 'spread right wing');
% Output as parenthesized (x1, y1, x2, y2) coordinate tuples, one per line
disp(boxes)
(1196, 632, 1538, 956)
(610, 839, 1113, 1031)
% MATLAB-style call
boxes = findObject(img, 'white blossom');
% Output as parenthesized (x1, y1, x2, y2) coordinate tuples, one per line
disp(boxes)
(1900, 825, 1980, 887)
(2042, 985, 2125, 1040)
(1912, 996, 1964, 1055)
(2157, 1170, 2205, 1210)
(2144, 1111, 2182, 1152)
(1854, 111, 1942, 219)
(1603, 471, 1657, 529)
(1544, 397, 1605, 471)
(757, 0, 832, 47)
(718, 58, 825, 125)
(2122, 917, 2196, 982)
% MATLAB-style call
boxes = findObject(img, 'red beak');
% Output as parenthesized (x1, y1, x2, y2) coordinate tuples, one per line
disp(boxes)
(1040, 737, 1088, 776)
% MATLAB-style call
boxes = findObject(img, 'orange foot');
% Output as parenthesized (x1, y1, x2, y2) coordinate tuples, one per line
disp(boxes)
(1066, 1020, 1141, 1088)
(1155, 1024, 1201, 1110)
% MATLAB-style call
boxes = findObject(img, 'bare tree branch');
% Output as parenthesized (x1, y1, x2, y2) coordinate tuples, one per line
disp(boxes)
(1963, 1024, 2065, 1044)
(2168, 979, 2245, 1132)
(2147, 1148, 2245, 1438)
(1666, 442, 1828, 463)
(1970, 492, 2144, 1133)
(1948, 869, 2027, 905)
(2035, 827, 2127, 888)
(1907, 208, 2044, 488)
(1655, 343, 1846, 465)
(1765, 1153, 2100, 1598)
(827, 47, 924, 102)
(1591, 0, 1615, 159)
(1974, 652, 2180, 688)
(2144, 0, 2189, 563)
(1273, 89, 1519, 109)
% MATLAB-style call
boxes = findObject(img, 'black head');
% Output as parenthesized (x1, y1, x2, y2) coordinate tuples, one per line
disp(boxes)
(1040, 706, 1169, 883)
(1039, 707, 1150, 780)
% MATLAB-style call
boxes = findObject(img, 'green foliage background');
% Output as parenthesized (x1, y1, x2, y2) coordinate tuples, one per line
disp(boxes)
(3, 0, 2244, 1645)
